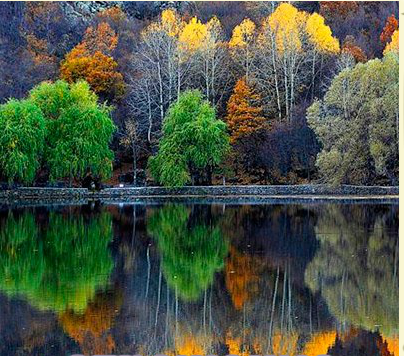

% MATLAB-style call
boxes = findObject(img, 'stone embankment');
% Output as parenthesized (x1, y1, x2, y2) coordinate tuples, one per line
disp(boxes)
(0, 185, 399, 204)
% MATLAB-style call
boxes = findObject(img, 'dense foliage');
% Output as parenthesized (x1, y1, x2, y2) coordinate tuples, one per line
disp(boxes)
(0, 2, 399, 187)
(30, 80, 116, 183)
(0, 80, 115, 185)
(149, 90, 229, 187)
(308, 52, 399, 185)
(0, 99, 45, 184)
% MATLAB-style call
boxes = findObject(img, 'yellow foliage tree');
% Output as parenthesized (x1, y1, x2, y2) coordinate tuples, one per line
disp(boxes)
(225, 77, 266, 144)
(265, 3, 308, 53)
(179, 17, 208, 53)
(143, 8, 183, 38)
(229, 18, 256, 78)
(306, 13, 340, 53)
(229, 18, 256, 48)
(257, 3, 340, 119)
(161, 8, 183, 36)
(384, 29, 399, 54)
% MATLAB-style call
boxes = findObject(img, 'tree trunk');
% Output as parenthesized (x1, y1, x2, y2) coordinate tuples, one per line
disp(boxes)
(132, 147, 137, 186)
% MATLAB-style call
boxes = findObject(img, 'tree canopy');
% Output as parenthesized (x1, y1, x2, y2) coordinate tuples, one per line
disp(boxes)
(307, 52, 399, 185)
(29, 80, 116, 183)
(148, 90, 229, 187)
(0, 99, 45, 184)
(0, 2, 399, 187)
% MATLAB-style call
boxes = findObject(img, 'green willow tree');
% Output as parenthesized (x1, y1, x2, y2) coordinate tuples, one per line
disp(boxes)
(148, 90, 230, 187)
(0, 211, 114, 313)
(147, 204, 228, 301)
(307, 52, 398, 185)
(0, 99, 46, 184)
(29, 80, 116, 184)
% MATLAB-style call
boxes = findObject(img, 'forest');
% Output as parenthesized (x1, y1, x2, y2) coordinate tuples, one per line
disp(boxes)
(0, 1, 399, 188)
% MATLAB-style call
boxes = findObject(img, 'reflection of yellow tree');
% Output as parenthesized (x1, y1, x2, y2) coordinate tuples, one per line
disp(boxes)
(59, 288, 122, 355)
(269, 332, 299, 356)
(160, 322, 213, 356)
(147, 204, 228, 302)
(302, 331, 337, 356)
(226, 332, 255, 356)
(225, 246, 262, 310)
(0, 212, 113, 313)
(175, 335, 205, 355)
(382, 335, 399, 356)
(305, 205, 398, 337)
(175, 332, 212, 356)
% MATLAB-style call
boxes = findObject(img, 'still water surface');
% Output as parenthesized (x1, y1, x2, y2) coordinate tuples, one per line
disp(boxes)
(0, 202, 398, 356)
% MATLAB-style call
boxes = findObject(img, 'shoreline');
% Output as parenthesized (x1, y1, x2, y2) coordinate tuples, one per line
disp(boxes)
(0, 185, 399, 204)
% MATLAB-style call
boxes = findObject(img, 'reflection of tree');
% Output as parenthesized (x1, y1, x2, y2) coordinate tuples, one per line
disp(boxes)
(226, 332, 257, 356)
(382, 335, 399, 356)
(327, 329, 395, 356)
(0, 212, 114, 313)
(59, 288, 123, 355)
(302, 331, 337, 356)
(171, 327, 213, 356)
(147, 204, 228, 302)
(225, 246, 262, 310)
(305, 205, 398, 337)
(271, 332, 299, 356)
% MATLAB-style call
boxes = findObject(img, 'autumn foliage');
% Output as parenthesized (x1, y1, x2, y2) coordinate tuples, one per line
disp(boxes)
(380, 15, 398, 44)
(59, 290, 122, 355)
(226, 77, 266, 144)
(0, 2, 399, 187)
(60, 22, 124, 101)
(319, 1, 359, 18)
(342, 36, 367, 63)
(384, 29, 399, 54)
(225, 246, 262, 310)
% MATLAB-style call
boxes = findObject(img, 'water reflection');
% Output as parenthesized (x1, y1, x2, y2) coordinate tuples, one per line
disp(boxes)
(148, 204, 228, 302)
(0, 211, 114, 313)
(0, 202, 398, 356)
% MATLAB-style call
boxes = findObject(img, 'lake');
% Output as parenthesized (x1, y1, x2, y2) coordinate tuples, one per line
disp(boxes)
(0, 201, 398, 356)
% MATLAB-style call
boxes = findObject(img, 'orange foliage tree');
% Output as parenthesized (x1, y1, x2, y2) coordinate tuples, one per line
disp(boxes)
(60, 22, 124, 101)
(342, 35, 367, 63)
(380, 15, 398, 45)
(225, 77, 266, 144)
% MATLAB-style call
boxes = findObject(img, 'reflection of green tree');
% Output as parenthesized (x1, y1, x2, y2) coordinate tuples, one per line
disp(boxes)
(305, 205, 398, 337)
(0, 212, 113, 313)
(148, 204, 228, 302)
